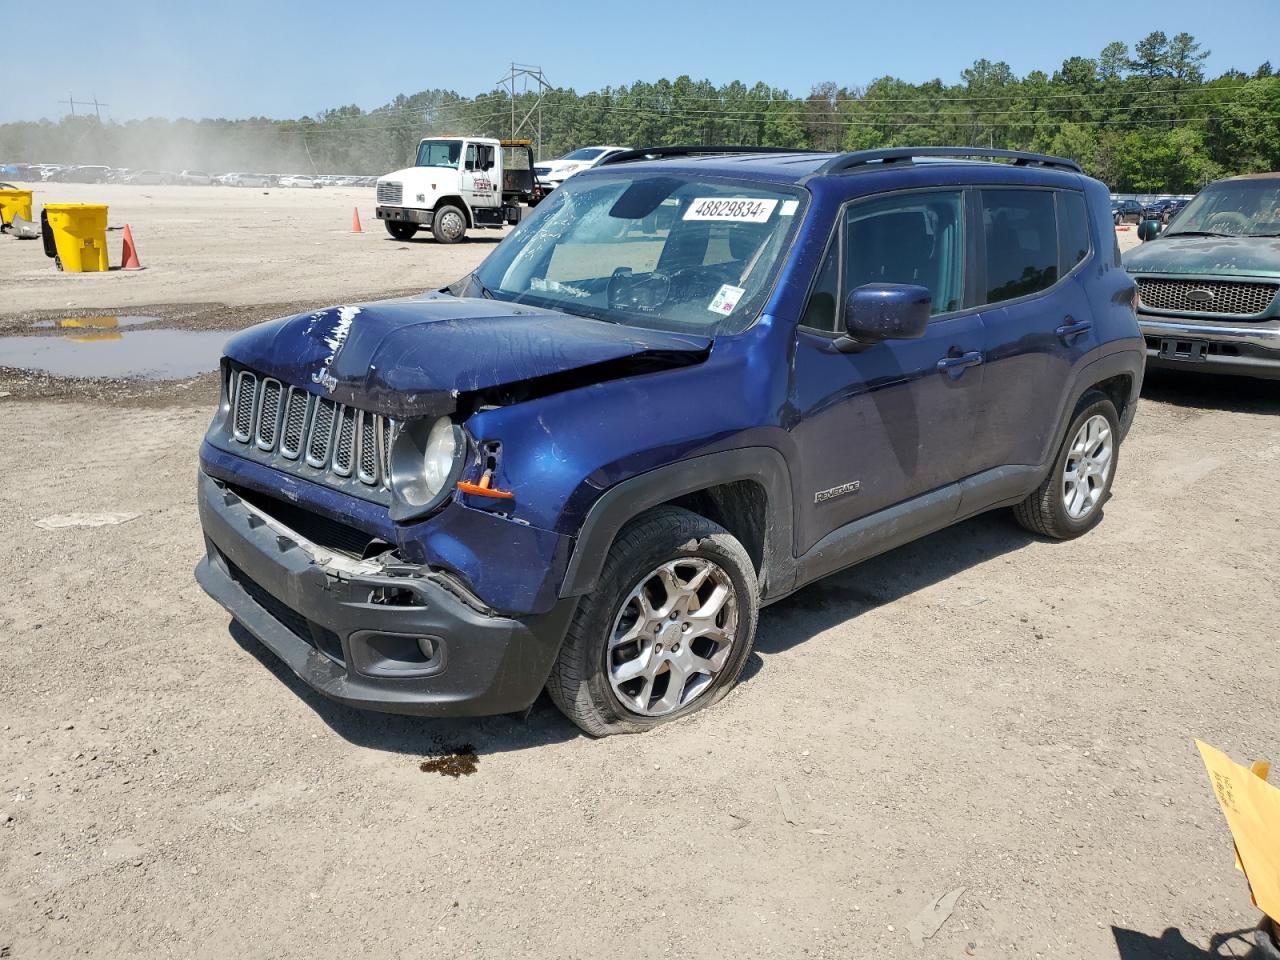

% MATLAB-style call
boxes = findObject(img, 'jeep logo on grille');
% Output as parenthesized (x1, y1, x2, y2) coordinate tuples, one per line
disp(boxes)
(1186, 289, 1215, 303)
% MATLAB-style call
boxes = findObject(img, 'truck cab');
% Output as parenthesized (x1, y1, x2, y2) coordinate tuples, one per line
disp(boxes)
(375, 136, 538, 243)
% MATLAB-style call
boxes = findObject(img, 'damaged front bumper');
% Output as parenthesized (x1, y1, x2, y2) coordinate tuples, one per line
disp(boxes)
(195, 470, 577, 717)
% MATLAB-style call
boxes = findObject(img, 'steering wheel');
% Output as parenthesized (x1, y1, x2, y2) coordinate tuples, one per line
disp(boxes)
(1204, 211, 1250, 233)
(607, 268, 672, 312)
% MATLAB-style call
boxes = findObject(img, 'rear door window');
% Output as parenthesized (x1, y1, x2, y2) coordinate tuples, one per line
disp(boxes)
(981, 189, 1058, 303)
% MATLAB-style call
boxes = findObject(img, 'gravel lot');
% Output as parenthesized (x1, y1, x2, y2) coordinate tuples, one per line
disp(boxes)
(0, 187, 1276, 960)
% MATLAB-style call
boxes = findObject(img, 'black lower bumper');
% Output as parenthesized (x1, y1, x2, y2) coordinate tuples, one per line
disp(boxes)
(195, 470, 576, 717)
(376, 205, 433, 224)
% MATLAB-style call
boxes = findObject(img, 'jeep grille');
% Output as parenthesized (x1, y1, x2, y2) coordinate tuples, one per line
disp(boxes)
(377, 181, 403, 205)
(1136, 278, 1278, 317)
(229, 369, 391, 490)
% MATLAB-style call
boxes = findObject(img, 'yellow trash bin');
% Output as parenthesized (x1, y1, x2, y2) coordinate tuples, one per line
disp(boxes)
(0, 188, 33, 225)
(43, 203, 109, 272)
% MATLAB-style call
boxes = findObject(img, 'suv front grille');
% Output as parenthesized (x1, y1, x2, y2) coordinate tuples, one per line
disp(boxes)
(377, 181, 403, 204)
(230, 369, 392, 489)
(1137, 278, 1278, 317)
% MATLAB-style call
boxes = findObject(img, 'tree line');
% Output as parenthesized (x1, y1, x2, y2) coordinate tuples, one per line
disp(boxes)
(3, 31, 1277, 193)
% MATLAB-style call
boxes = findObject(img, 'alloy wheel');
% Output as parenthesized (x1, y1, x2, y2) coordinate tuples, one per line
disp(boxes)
(1062, 413, 1113, 520)
(606, 558, 739, 717)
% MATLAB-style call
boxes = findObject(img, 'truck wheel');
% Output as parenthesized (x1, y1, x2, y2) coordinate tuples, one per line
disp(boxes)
(1013, 390, 1120, 540)
(547, 506, 759, 737)
(384, 221, 418, 240)
(431, 204, 467, 243)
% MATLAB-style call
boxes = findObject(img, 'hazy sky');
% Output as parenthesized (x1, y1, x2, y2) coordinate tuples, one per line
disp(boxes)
(5, 0, 1277, 123)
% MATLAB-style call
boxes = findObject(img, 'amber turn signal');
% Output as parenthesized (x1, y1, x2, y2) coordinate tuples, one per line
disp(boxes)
(457, 474, 515, 500)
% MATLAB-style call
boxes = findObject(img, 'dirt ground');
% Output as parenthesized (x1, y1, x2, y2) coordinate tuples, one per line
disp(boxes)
(1, 188, 1277, 960)
(0, 181, 508, 314)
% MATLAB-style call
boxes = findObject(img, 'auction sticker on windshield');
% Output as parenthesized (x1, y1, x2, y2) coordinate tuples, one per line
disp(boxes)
(708, 284, 746, 315)
(684, 198, 778, 222)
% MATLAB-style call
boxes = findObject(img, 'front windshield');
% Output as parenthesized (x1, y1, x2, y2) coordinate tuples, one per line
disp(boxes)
(1167, 179, 1280, 237)
(469, 172, 806, 335)
(415, 140, 462, 169)
(563, 148, 606, 162)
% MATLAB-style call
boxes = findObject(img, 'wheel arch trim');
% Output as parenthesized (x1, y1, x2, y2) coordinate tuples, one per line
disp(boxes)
(559, 447, 797, 601)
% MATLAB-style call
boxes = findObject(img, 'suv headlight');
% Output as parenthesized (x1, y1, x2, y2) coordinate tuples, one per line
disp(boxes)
(388, 416, 467, 521)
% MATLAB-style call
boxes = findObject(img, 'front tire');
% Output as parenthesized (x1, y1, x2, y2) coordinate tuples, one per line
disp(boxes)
(384, 221, 418, 240)
(547, 506, 759, 737)
(431, 204, 467, 244)
(1013, 390, 1120, 540)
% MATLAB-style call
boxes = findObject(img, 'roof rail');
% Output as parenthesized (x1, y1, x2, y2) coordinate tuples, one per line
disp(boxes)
(599, 145, 812, 167)
(812, 147, 1082, 176)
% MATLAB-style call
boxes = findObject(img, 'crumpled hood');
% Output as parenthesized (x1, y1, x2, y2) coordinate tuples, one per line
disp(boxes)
(222, 292, 711, 418)
(1124, 234, 1280, 278)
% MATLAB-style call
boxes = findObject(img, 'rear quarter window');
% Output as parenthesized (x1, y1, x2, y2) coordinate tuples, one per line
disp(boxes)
(1057, 191, 1091, 275)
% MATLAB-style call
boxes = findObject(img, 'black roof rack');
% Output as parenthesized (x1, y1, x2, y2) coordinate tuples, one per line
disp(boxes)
(598, 145, 812, 167)
(811, 147, 1081, 176)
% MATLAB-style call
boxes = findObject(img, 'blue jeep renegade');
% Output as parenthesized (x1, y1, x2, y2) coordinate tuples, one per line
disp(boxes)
(196, 146, 1144, 736)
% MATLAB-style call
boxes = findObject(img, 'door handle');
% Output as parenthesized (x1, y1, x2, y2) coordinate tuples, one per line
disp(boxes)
(1055, 318, 1093, 344)
(936, 351, 983, 376)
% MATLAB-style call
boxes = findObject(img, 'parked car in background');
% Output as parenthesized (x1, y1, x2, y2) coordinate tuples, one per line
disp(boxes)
(177, 170, 214, 185)
(1160, 197, 1189, 222)
(53, 165, 113, 183)
(127, 169, 176, 185)
(1125, 173, 1280, 379)
(278, 174, 321, 188)
(197, 145, 1142, 735)
(533, 145, 630, 193)
(220, 172, 272, 188)
(1112, 198, 1145, 224)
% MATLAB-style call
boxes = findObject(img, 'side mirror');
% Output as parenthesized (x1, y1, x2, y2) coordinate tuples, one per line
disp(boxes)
(1137, 219, 1162, 242)
(838, 283, 931, 350)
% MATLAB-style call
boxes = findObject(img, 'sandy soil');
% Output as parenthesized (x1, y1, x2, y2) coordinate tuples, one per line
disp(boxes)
(0, 182, 508, 313)
(1, 190, 1276, 960)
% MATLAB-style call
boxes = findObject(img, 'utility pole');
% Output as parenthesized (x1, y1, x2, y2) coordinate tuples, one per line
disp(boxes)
(498, 63, 550, 159)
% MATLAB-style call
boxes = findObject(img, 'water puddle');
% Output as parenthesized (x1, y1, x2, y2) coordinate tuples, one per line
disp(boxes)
(32, 315, 162, 330)
(0, 328, 227, 379)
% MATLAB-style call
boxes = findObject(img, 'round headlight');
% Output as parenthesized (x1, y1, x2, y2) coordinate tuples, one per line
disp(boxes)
(388, 416, 467, 520)
(423, 417, 459, 498)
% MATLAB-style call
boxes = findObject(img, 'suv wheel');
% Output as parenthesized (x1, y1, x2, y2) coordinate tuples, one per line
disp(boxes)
(384, 221, 418, 240)
(547, 506, 759, 737)
(1013, 391, 1120, 540)
(432, 204, 467, 243)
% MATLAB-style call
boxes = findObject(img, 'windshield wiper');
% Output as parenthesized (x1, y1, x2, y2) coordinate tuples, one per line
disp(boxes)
(1164, 230, 1232, 238)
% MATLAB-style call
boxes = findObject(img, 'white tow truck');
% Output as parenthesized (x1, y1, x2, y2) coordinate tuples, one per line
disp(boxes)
(375, 136, 540, 243)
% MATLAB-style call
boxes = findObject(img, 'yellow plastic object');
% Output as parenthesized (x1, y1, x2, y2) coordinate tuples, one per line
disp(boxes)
(1197, 740, 1280, 921)
(43, 203, 109, 272)
(0, 188, 33, 225)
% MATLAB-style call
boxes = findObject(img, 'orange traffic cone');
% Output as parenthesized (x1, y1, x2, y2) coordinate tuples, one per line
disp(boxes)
(351, 207, 363, 233)
(120, 224, 143, 270)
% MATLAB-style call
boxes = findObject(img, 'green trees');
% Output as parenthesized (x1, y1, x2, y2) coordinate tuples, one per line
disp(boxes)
(1, 31, 1273, 192)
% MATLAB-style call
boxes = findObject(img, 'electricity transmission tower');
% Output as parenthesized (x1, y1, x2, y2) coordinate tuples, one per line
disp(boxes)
(58, 96, 108, 121)
(499, 63, 550, 159)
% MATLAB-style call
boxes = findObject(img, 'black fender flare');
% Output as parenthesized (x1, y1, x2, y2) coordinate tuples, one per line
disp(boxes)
(558, 447, 797, 601)
(1056, 342, 1145, 451)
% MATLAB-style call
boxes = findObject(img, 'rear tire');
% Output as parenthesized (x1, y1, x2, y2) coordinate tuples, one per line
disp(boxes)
(1013, 390, 1120, 540)
(384, 221, 418, 240)
(431, 204, 467, 244)
(547, 506, 759, 737)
